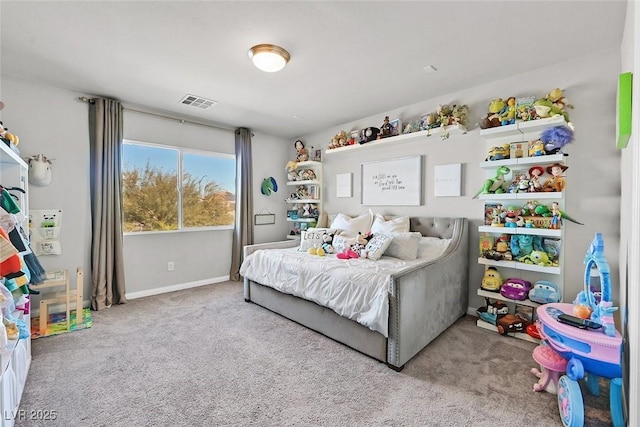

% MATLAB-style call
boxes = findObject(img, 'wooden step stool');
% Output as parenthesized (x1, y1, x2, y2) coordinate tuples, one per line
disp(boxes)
(32, 268, 84, 335)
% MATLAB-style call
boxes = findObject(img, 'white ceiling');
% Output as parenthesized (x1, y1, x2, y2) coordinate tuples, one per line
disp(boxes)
(0, 1, 628, 139)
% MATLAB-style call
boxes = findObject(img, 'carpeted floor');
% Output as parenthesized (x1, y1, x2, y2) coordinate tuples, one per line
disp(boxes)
(16, 281, 613, 426)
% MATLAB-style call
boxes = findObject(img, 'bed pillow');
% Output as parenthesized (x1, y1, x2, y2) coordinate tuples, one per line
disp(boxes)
(417, 237, 451, 260)
(330, 212, 373, 236)
(298, 228, 338, 252)
(332, 233, 353, 253)
(365, 234, 393, 261)
(384, 232, 423, 261)
(370, 214, 410, 234)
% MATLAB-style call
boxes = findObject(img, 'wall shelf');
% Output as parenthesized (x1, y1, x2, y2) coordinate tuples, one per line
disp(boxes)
(478, 192, 563, 200)
(478, 225, 562, 237)
(286, 217, 317, 223)
(477, 289, 541, 309)
(478, 257, 561, 275)
(476, 319, 539, 344)
(480, 116, 569, 143)
(479, 153, 566, 169)
(324, 124, 467, 155)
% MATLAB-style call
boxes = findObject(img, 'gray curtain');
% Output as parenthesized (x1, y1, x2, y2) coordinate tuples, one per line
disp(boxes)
(88, 98, 127, 309)
(230, 128, 254, 281)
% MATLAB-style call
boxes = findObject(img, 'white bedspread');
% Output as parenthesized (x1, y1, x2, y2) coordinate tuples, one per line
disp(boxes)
(240, 248, 431, 337)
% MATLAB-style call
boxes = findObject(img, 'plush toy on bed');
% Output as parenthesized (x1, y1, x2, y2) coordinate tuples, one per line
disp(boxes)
(321, 232, 335, 254)
(336, 231, 373, 259)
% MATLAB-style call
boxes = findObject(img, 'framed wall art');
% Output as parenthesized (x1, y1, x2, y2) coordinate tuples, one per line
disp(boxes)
(361, 156, 422, 206)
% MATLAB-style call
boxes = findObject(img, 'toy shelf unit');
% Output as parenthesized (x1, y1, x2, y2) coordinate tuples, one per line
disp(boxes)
(475, 116, 574, 343)
(31, 268, 84, 337)
(0, 141, 31, 427)
(285, 160, 322, 239)
(324, 124, 467, 156)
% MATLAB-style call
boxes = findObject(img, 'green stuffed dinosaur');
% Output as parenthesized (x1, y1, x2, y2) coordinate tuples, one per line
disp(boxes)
(533, 98, 570, 122)
(533, 204, 584, 225)
(473, 166, 510, 199)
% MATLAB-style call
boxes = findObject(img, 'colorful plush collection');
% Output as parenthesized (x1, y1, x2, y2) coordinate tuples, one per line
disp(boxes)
(0, 183, 48, 347)
(298, 213, 443, 262)
(480, 88, 573, 129)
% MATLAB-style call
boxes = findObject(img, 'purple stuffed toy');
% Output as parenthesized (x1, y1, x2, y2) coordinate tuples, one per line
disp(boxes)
(540, 126, 574, 155)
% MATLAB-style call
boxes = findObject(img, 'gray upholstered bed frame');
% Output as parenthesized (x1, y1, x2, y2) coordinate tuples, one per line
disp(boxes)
(242, 217, 469, 370)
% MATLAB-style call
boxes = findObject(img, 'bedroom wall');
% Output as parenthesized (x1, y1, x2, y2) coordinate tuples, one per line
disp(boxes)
(0, 75, 291, 300)
(0, 76, 93, 303)
(619, 0, 639, 423)
(297, 48, 623, 313)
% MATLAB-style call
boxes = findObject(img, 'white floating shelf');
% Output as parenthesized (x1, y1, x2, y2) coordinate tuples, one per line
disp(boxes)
(287, 180, 321, 186)
(285, 199, 319, 204)
(480, 116, 569, 143)
(477, 289, 541, 309)
(477, 257, 561, 275)
(478, 192, 563, 200)
(324, 124, 467, 155)
(286, 218, 317, 223)
(479, 153, 567, 169)
(475, 318, 539, 344)
(478, 225, 562, 237)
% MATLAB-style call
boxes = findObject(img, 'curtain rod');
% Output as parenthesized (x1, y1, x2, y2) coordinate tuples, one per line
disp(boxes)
(78, 96, 235, 133)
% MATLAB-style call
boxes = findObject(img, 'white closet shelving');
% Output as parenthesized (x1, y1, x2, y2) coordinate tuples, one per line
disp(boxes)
(0, 142, 31, 427)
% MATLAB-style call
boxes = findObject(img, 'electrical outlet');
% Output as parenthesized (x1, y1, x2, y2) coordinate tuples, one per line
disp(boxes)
(168, 261, 174, 271)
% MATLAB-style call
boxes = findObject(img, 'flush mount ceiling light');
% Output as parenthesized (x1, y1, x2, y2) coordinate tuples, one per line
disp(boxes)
(248, 44, 290, 72)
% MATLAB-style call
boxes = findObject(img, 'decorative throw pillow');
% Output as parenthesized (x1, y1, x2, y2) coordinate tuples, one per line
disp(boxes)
(332, 233, 354, 253)
(364, 234, 393, 260)
(417, 237, 451, 259)
(298, 228, 337, 252)
(330, 212, 373, 236)
(370, 214, 410, 234)
(384, 232, 423, 261)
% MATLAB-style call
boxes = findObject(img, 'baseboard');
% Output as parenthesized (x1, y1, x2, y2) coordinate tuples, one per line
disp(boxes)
(125, 275, 230, 300)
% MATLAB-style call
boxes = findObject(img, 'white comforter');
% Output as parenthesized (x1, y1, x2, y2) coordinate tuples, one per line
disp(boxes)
(240, 248, 432, 337)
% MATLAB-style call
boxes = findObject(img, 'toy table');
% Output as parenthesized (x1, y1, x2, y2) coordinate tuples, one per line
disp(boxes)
(536, 303, 623, 427)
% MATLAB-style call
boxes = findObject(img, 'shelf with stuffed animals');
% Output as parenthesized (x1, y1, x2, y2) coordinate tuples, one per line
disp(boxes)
(474, 89, 579, 343)
(285, 141, 322, 240)
(325, 106, 470, 155)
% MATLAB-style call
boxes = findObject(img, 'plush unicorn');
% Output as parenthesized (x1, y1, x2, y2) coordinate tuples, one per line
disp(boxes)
(27, 154, 53, 186)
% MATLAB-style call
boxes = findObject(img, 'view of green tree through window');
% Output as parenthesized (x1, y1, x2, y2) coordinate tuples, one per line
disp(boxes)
(122, 141, 236, 233)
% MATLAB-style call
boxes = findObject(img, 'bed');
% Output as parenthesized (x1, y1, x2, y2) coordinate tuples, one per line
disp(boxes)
(240, 216, 469, 370)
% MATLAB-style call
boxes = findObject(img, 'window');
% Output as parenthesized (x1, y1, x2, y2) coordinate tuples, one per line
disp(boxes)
(122, 140, 236, 233)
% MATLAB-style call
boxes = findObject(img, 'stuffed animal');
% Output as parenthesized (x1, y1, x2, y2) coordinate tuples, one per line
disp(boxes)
(360, 127, 380, 144)
(451, 104, 469, 127)
(336, 231, 373, 259)
(540, 126, 574, 155)
(321, 232, 335, 254)
(294, 140, 308, 162)
(0, 121, 19, 149)
(480, 98, 505, 129)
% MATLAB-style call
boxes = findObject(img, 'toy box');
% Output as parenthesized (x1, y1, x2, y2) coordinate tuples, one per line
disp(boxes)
(510, 142, 528, 160)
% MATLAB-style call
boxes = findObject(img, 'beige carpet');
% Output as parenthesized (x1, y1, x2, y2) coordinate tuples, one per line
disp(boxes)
(16, 281, 613, 426)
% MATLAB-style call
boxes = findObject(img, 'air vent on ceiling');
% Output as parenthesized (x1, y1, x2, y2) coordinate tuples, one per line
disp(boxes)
(179, 94, 218, 110)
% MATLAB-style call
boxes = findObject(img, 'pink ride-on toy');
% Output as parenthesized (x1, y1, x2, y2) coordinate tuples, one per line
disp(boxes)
(531, 343, 567, 394)
(535, 233, 624, 427)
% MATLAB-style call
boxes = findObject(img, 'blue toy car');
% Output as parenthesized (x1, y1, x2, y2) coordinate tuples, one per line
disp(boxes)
(528, 280, 562, 304)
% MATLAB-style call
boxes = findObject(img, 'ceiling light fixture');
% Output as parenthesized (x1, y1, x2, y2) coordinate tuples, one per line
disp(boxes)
(248, 44, 290, 73)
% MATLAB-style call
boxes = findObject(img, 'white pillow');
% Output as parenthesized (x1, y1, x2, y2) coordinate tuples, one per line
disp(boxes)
(332, 234, 354, 253)
(417, 237, 451, 260)
(298, 228, 337, 252)
(330, 212, 373, 235)
(370, 214, 410, 234)
(384, 232, 423, 261)
(365, 234, 393, 260)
